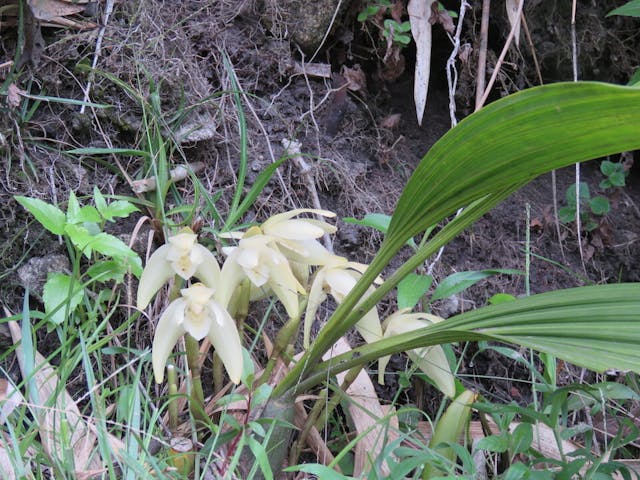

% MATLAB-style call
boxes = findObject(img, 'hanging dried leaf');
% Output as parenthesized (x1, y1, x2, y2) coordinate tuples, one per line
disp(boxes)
(430, 2, 455, 34)
(506, 0, 522, 48)
(27, 0, 85, 21)
(0, 378, 22, 423)
(408, 0, 436, 126)
(322, 337, 398, 476)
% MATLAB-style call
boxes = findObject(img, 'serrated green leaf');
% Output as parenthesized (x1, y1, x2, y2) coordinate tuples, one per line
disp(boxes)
(600, 160, 616, 176)
(15, 196, 66, 235)
(398, 273, 433, 309)
(86, 260, 127, 283)
(589, 196, 610, 215)
(475, 433, 510, 453)
(511, 422, 533, 454)
(558, 206, 576, 223)
(609, 171, 626, 187)
(65, 223, 95, 257)
(93, 186, 107, 215)
(102, 200, 139, 221)
(431, 269, 521, 302)
(43, 273, 84, 325)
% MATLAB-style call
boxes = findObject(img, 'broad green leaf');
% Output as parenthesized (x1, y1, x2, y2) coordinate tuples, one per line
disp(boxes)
(66, 192, 101, 224)
(629, 68, 640, 86)
(488, 293, 516, 305)
(284, 464, 354, 479)
(43, 273, 84, 325)
(93, 187, 107, 216)
(589, 382, 640, 401)
(430, 269, 521, 302)
(101, 200, 139, 221)
(397, 273, 432, 309)
(387, 83, 640, 248)
(90, 233, 142, 277)
(565, 182, 590, 204)
(511, 422, 533, 455)
(15, 196, 66, 235)
(297, 284, 640, 393)
(274, 82, 640, 397)
(589, 196, 610, 215)
(607, 0, 640, 17)
(475, 433, 510, 453)
(65, 223, 95, 257)
(86, 260, 127, 283)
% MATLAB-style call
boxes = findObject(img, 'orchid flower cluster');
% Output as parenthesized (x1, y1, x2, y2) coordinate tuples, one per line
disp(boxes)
(136, 209, 454, 398)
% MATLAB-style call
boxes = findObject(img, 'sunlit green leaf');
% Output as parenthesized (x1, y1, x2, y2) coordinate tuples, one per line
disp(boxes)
(43, 273, 84, 325)
(15, 196, 66, 235)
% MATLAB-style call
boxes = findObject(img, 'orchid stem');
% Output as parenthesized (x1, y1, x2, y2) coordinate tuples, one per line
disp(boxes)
(313, 365, 361, 433)
(212, 352, 224, 395)
(185, 333, 208, 429)
(257, 311, 302, 387)
(167, 365, 178, 433)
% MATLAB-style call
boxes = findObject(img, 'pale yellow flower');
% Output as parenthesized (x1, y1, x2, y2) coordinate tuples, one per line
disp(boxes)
(152, 284, 243, 384)
(379, 310, 455, 398)
(137, 230, 220, 309)
(217, 232, 306, 318)
(304, 255, 383, 348)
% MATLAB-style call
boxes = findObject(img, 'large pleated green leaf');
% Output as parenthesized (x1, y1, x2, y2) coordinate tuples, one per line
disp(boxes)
(387, 82, 640, 248)
(293, 284, 640, 393)
(274, 82, 640, 396)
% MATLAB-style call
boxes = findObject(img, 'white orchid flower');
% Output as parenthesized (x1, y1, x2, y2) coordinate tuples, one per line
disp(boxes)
(137, 229, 221, 310)
(304, 255, 383, 348)
(217, 230, 306, 319)
(221, 209, 336, 267)
(152, 283, 243, 384)
(379, 310, 455, 398)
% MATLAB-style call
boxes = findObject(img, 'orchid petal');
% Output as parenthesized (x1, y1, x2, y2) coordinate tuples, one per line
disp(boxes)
(354, 304, 383, 345)
(278, 239, 334, 265)
(193, 244, 221, 288)
(137, 244, 174, 309)
(152, 298, 187, 383)
(262, 208, 336, 229)
(208, 302, 244, 384)
(408, 346, 455, 398)
(305, 268, 328, 348)
(217, 250, 250, 309)
(264, 219, 327, 240)
(325, 269, 357, 298)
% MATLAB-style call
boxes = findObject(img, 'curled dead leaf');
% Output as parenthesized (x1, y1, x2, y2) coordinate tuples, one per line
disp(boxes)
(430, 2, 455, 34)
(6, 83, 24, 109)
(342, 64, 367, 92)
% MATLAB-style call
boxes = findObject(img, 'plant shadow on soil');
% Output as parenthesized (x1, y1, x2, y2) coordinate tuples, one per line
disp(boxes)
(1, 0, 639, 441)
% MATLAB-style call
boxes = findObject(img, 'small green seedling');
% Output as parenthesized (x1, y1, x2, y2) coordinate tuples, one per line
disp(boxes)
(559, 182, 610, 232)
(383, 19, 412, 45)
(599, 159, 628, 190)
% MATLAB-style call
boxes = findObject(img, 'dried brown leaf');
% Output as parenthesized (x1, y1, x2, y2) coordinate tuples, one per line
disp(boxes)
(430, 2, 455, 34)
(27, 0, 84, 21)
(323, 338, 397, 476)
(408, 0, 436, 126)
(342, 64, 367, 92)
(506, 0, 521, 48)
(6, 83, 24, 109)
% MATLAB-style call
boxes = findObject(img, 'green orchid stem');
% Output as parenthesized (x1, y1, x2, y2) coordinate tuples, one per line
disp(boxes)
(167, 365, 178, 433)
(313, 365, 361, 433)
(185, 333, 208, 429)
(257, 312, 301, 388)
(212, 352, 223, 395)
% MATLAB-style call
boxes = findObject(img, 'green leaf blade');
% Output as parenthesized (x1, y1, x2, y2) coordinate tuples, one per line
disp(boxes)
(15, 196, 67, 235)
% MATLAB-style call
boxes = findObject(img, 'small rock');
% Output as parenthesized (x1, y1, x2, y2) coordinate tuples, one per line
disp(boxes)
(17, 254, 70, 299)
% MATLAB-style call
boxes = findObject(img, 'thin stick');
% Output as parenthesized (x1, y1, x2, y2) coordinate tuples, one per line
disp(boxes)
(570, 0, 586, 274)
(475, 0, 491, 111)
(80, 0, 115, 114)
(478, 0, 525, 107)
